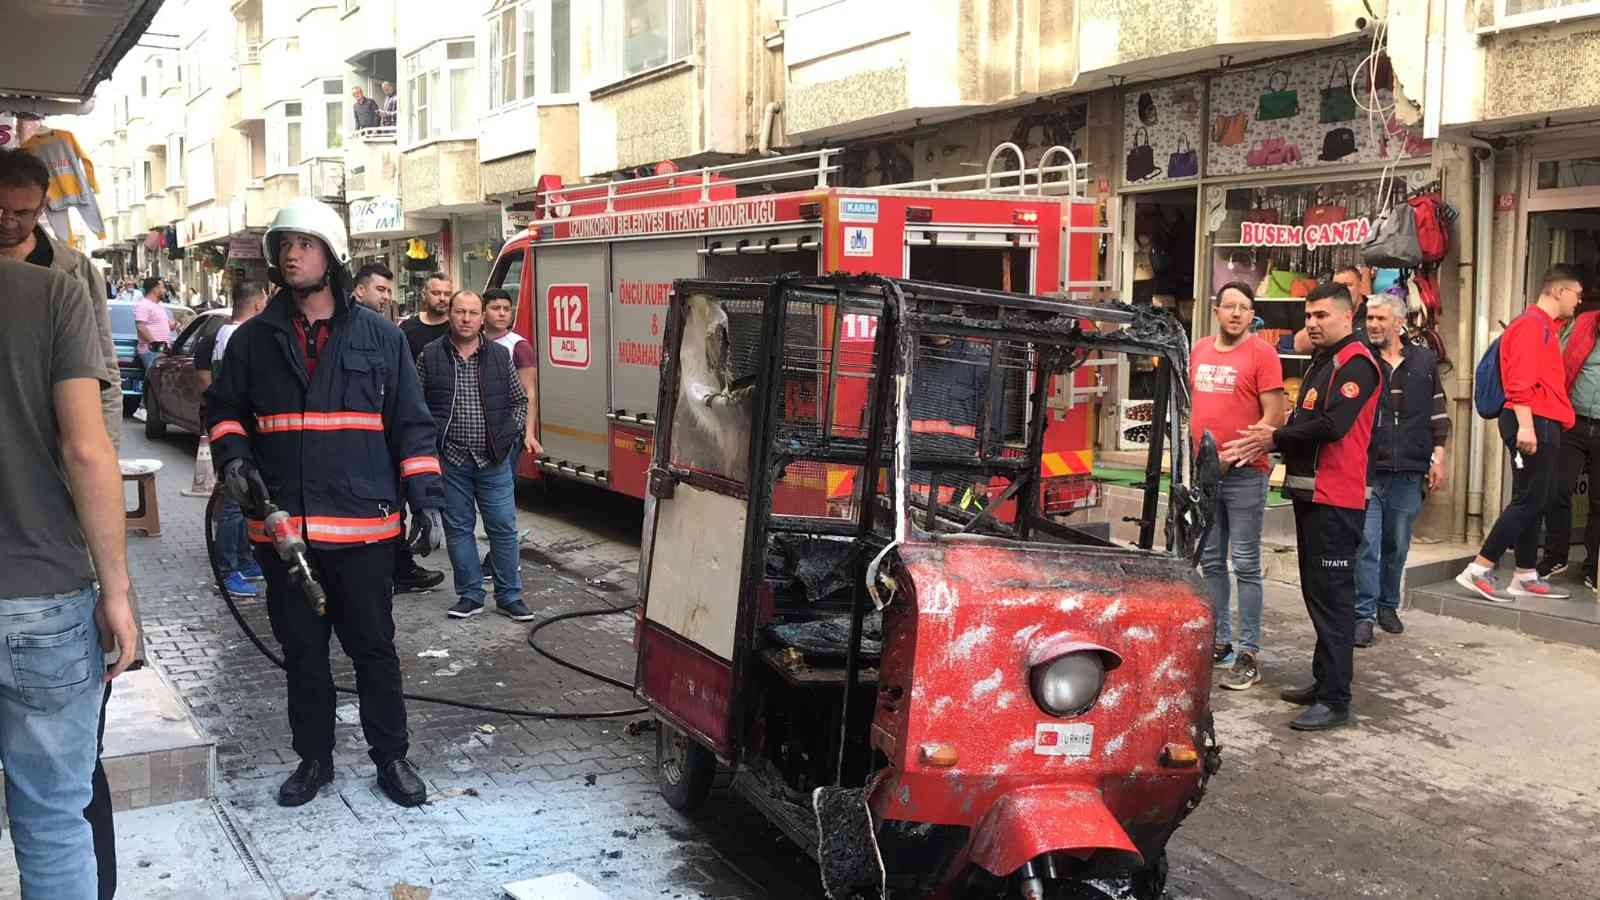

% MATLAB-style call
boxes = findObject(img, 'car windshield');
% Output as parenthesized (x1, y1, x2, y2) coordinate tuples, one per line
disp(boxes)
(108, 304, 135, 336)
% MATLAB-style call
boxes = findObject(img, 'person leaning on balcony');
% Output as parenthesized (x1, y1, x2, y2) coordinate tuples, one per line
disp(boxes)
(352, 86, 380, 132)
(379, 81, 397, 128)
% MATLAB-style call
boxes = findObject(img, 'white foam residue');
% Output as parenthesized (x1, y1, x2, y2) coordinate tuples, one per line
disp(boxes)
(1104, 734, 1126, 755)
(930, 696, 954, 718)
(994, 691, 1015, 710)
(923, 580, 958, 616)
(1094, 598, 1124, 623)
(947, 624, 995, 660)
(1098, 684, 1128, 710)
(1007, 737, 1033, 754)
(1012, 623, 1043, 646)
(1124, 626, 1156, 641)
(1057, 594, 1084, 613)
(970, 669, 1004, 701)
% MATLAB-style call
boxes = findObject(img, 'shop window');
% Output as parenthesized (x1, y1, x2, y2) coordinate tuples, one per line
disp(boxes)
(1536, 157, 1600, 191)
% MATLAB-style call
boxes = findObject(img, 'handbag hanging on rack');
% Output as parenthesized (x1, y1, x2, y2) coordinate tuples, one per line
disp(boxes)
(1304, 188, 1350, 228)
(1319, 59, 1357, 123)
(1125, 127, 1159, 182)
(1213, 112, 1247, 146)
(1257, 71, 1300, 121)
(1168, 136, 1198, 178)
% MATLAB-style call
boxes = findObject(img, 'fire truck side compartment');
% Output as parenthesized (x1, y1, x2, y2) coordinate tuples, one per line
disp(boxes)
(534, 243, 612, 475)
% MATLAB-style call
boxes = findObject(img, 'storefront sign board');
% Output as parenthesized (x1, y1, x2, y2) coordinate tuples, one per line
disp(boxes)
(1239, 217, 1373, 249)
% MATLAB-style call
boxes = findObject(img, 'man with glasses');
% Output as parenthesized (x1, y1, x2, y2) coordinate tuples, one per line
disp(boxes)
(1457, 266, 1581, 602)
(1189, 282, 1284, 691)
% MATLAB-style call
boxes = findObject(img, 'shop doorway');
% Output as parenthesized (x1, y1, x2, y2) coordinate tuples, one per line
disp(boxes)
(1117, 190, 1197, 449)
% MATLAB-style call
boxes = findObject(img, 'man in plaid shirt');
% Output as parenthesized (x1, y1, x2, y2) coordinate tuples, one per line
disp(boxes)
(416, 291, 532, 620)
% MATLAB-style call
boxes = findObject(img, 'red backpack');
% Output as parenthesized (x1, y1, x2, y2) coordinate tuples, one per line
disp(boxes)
(1408, 192, 1448, 263)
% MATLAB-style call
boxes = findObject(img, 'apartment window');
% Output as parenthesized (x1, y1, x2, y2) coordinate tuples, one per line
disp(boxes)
(188, 143, 215, 203)
(324, 78, 345, 150)
(551, 0, 571, 94)
(166, 136, 185, 188)
(142, 160, 153, 196)
(1494, 0, 1600, 27)
(487, 1, 573, 108)
(489, 7, 518, 108)
(600, 0, 690, 83)
(140, 76, 148, 97)
(405, 40, 476, 143)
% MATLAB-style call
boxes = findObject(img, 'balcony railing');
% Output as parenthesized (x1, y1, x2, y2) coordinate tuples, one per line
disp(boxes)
(355, 126, 396, 142)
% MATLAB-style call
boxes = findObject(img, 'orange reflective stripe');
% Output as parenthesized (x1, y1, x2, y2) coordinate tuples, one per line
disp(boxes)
(910, 419, 978, 438)
(400, 456, 441, 477)
(210, 420, 247, 442)
(247, 513, 402, 544)
(256, 411, 385, 433)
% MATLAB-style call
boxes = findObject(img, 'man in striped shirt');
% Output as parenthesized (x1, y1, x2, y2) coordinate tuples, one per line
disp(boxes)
(1354, 293, 1451, 646)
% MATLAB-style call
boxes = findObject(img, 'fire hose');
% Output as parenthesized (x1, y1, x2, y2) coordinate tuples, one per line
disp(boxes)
(203, 489, 648, 719)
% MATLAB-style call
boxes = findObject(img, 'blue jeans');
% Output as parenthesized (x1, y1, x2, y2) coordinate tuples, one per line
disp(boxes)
(0, 586, 105, 900)
(1355, 471, 1424, 622)
(213, 497, 251, 575)
(442, 455, 523, 607)
(1199, 466, 1268, 654)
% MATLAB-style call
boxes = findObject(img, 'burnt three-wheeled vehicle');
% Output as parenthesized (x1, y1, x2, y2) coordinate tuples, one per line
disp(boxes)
(634, 274, 1221, 898)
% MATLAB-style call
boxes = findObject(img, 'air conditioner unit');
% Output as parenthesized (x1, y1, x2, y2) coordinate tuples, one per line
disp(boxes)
(298, 158, 346, 201)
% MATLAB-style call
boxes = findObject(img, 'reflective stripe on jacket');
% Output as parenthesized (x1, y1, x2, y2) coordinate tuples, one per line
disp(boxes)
(204, 286, 442, 548)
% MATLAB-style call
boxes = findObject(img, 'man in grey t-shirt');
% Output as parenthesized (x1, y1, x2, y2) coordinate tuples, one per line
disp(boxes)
(0, 258, 139, 899)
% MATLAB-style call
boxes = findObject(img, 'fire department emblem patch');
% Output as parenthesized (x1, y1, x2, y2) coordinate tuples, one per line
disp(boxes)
(1340, 380, 1360, 399)
(1301, 387, 1318, 409)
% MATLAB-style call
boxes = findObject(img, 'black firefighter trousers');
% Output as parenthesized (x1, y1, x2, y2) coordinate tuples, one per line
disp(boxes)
(256, 541, 409, 766)
(1292, 501, 1364, 710)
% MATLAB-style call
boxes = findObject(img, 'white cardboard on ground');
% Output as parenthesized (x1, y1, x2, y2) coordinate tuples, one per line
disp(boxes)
(503, 872, 613, 900)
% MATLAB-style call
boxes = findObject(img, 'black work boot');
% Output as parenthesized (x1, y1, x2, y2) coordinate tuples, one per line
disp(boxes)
(277, 758, 334, 807)
(1279, 683, 1318, 705)
(377, 758, 427, 807)
(1377, 608, 1404, 634)
(394, 564, 445, 594)
(1289, 703, 1352, 731)
(1354, 620, 1375, 648)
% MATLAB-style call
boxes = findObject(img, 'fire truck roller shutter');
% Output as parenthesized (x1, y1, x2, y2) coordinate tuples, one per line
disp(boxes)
(534, 243, 612, 476)
(611, 238, 701, 421)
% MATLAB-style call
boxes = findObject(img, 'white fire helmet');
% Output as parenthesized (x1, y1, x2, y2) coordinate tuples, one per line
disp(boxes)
(263, 198, 352, 295)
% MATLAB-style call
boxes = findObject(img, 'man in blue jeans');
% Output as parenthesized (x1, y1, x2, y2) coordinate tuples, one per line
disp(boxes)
(195, 281, 268, 597)
(0, 259, 140, 899)
(416, 290, 533, 620)
(1356, 293, 1450, 646)
(1188, 282, 1285, 691)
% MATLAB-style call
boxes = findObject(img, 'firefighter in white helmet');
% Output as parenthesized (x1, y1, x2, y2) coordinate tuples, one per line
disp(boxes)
(204, 197, 443, 808)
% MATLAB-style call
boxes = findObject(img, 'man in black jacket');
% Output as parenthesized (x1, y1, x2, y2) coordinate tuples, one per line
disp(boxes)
(206, 198, 444, 809)
(416, 290, 532, 621)
(1355, 293, 1450, 645)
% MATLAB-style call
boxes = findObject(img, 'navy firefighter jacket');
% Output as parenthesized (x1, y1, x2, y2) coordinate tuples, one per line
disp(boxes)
(204, 285, 443, 548)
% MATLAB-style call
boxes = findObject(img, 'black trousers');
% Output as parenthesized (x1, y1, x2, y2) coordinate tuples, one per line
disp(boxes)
(1541, 415, 1600, 572)
(85, 681, 114, 899)
(1482, 413, 1562, 569)
(257, 541, 409, 766)
(394, 507, 418, 577)
(1293, 501, 1364, 709)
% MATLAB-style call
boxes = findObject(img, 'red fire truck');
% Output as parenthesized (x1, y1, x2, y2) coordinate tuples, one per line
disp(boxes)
(482, 144, 1114, 512)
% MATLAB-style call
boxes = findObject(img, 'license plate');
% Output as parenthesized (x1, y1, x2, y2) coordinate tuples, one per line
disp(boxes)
(1034, 723, 1093, 757)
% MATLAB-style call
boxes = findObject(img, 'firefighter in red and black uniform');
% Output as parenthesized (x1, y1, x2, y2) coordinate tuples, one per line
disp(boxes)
(205, 198, 444, 809)
(1222, 281, 1379, 732)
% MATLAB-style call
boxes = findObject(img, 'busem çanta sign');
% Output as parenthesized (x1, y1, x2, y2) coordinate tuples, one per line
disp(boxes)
(1239, 217, 1372, 249)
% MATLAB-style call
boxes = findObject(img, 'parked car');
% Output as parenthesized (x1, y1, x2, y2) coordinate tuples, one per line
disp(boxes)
(107, 300, 145, 417)
(142, 309, 228, 438)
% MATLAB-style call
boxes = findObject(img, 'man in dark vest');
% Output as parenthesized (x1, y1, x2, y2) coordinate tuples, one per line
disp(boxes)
(416, 290, 532, 621)
(1223, 281, 1380, 732)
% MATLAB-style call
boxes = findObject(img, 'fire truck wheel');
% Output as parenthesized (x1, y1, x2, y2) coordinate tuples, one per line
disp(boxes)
(655, 719, 715, 811)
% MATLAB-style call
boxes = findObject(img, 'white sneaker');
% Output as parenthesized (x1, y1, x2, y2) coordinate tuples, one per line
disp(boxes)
(1456, 568, 1510, 603)
(132, 407, 147, 422)
(1508, 575, 1570, 599)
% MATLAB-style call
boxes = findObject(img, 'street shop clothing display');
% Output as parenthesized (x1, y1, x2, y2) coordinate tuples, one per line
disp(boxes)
(21, 128, 106, 239)
(0, 260, 111, 596)
(204, 287, 444, 550)
(1499, 305, 1573, 429)
(1355, 470, 1423, 623)
(256, 541, 409, 766)
(1189, 335, 1284, 472)
(1201, 466, 1269, 655)
(1481, 412, 1563, 570)
(1276, 333, 1380, 509)
(417, 337, 526, 468)
(1541, 416, 1600, 573)
(1293, 500, 1363, 709)
(400, 315, 448, 360)
(1369, 344, 1450, 475)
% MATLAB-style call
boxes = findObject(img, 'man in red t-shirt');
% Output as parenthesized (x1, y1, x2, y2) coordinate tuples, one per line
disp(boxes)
(1189, 282, 1285, 691)
(1458, 266, 1581, 601)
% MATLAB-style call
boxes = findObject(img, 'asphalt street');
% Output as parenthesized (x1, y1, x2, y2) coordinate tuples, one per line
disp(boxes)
(100, 426, 1600, 899)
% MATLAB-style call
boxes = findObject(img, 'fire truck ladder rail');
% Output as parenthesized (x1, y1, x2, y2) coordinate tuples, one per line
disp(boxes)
(535, 148, 844, 217)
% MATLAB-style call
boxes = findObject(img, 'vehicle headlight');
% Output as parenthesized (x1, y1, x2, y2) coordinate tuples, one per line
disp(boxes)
(1029, 652, 1105, 717)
